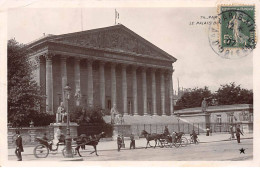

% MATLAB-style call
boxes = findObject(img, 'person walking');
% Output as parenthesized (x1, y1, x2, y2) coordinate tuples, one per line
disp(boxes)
(15, 131, 23, 161)
(206, 127, 210, 136)
(130, 133, 135, 149)
(117, 135, 122, 152)
(191, 130, 198, 144)
(236, 125, 244, 143)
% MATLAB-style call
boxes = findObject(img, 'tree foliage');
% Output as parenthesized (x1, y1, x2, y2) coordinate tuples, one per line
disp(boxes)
(176, 87, 212, 110)
(8, 39, 54, 127)
(215, 82, 253, 105)
(175, 83, 253, 110)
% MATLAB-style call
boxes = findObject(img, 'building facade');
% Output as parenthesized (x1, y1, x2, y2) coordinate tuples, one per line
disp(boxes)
(174, 104, 253, 133)
(28, 24, 177, 117)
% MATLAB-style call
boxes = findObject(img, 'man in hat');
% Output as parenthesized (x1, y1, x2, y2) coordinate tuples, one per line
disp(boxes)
(117, 135, 122, 152)
(236, 125, 244, 143)
(130, 133, 135, 149)
(15, 131, 23, 161)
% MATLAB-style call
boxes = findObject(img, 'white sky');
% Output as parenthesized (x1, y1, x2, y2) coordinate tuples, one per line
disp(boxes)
(7, 7, 253, 93)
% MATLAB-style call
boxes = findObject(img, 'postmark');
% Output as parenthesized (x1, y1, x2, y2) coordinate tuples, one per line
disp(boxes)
(208, 5, 257, 59)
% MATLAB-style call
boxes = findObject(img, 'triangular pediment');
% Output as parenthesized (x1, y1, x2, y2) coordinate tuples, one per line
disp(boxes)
(50, 25, 176, 62)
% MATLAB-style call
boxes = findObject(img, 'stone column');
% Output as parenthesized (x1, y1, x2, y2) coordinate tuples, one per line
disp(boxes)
(45, 53, 53, 114)
(132, 65, 138, 115)
(122, 64, 128, 115)
(60, 56, 67, 103)
(38, 55, 46, 113)
(160, 70, 166, 115)
(99, 61, 105, 109)
(111, 63, 117, 107)
(169, 70, 174, 115)
(142, 67, 148, 115)
(74, 58, 81, 106)
(87, 59, 93, 107)
(151, 68, 157, 115)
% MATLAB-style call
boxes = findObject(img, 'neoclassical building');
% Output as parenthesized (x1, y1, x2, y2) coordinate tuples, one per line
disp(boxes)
(27, 24, 177, 117)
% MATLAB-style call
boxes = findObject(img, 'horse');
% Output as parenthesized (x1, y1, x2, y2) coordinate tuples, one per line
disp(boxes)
(74, 132, 106, 157)
(141, 130, 162, 149)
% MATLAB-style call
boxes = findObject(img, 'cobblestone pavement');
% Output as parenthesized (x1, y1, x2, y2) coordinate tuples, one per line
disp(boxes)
(8, 136, 253, 161)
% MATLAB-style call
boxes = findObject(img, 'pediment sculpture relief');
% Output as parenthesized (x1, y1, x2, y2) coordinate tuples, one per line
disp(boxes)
(55, 29, 163, 58)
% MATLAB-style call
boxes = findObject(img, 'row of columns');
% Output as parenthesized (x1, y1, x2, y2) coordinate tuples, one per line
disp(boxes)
(42, 54, 174, 115)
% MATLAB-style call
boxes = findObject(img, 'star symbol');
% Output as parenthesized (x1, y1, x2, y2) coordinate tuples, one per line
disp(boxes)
(239, 148, 245, 154)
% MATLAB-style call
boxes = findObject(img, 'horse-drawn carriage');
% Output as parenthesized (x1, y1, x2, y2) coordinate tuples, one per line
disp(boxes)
(141, 130, 189, 149)
(33, 132, 106, 158)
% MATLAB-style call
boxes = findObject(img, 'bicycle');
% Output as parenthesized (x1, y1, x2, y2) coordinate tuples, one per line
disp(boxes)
(188, 135, 200, 144)
(171, 132, 188, 148)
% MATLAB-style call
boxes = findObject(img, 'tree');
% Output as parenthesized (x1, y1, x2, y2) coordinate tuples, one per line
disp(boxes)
(215, 82, 253, 105)
(176, 87, 212, 110)
(8, 39, 54, 127)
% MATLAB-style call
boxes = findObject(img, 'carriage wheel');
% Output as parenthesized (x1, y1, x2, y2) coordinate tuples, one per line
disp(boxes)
(34, 144, 49, 158)
(181, 137, 188, 147)
(174, 140, 181, 148)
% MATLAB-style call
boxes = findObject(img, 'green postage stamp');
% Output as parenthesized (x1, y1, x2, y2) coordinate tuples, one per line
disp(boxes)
(209, 4, 257, 59)
(220, 5, 256, 49)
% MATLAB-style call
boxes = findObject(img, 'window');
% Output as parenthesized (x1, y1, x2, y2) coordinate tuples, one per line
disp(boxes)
(216, 115, 222, 124)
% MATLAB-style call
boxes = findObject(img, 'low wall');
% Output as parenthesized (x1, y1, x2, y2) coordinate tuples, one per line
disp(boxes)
(8, 126, 54, 147)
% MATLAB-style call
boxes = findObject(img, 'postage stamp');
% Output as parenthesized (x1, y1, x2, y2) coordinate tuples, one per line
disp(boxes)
(208, 4, 257, 59)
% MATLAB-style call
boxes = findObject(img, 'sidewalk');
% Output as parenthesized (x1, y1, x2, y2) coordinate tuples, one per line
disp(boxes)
(8, 133, 253, 156)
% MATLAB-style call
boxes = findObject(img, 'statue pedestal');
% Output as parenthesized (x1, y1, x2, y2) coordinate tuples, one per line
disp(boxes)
(49, 122, 79, 139)
(112, 124, 131, 140)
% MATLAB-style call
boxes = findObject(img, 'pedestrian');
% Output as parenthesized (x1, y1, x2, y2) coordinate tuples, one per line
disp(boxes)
(209, 127, 212, 136)
(15, 131, 23, 161)
(236, 125, 244, 143)
(206, 127, 210, 136)
(191, 130, 198, 144)
(229, 125, 234, 140)
(164, 126, 170, 136)
(130, 133, 135, 149)
(117, 135, 122, 151)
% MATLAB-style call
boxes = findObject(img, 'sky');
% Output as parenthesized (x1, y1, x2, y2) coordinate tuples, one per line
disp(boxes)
(7, 7, 253, 93)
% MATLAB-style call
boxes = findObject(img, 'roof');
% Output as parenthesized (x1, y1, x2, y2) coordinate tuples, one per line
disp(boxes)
(27, 24, 177, 62)
(175, 104, 253, 115)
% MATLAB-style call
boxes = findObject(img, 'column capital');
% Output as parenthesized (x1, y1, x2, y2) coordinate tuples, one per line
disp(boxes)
(99, 60, 106, 66)
(120, 63, 128, 68)
(150, 67, 158, 73)
(60, 55, 68, 61)
(74, 57, 82, 62)
(141, 66, 148, 71)
(86, 58, 94, 64)
(110, 62, 117, 67)
(131, 64, 138, 70)
(159, 68, 167, 74)
(44, 52, 55, 61)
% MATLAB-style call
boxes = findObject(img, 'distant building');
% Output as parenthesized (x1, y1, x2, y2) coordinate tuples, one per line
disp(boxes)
(174, 104, 253, 133)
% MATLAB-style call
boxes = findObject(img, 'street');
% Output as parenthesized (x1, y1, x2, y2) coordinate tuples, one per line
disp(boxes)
(8, 138, 252, 161)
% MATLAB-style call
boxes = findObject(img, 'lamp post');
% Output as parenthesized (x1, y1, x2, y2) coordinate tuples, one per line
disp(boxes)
(177, 114, 180, 133)
(64, 84, 73, 158)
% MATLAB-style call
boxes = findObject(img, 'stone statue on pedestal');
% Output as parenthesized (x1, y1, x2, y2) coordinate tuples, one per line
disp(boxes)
(110, 104, 119, 124)
(201, 98, 208, 112)
(74, 89, 81, 106)
(56, 102, 66, 123)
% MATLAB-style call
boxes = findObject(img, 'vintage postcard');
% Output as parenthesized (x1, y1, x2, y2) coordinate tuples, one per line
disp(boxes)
(0, 0, 259, 167)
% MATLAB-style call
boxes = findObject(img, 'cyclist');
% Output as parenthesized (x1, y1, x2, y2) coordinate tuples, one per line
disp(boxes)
(190, 130, 198, 143)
